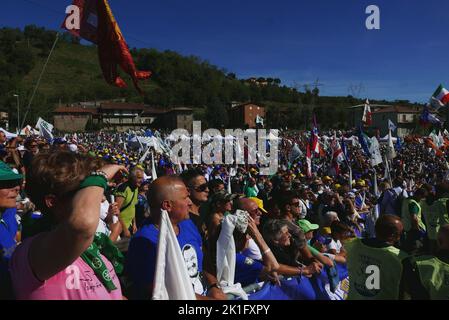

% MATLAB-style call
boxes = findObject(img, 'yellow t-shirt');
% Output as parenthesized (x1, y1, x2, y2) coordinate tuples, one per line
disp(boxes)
(114, 182, 138, 229)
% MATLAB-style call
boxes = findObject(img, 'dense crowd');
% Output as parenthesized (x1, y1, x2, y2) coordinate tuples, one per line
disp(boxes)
(1, 127, 449, 300)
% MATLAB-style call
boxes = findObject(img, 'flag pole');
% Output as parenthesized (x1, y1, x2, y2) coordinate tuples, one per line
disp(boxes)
(21, 32, 60, 130)
(384, 155, 393, 187)
(349, 166, 353, 190)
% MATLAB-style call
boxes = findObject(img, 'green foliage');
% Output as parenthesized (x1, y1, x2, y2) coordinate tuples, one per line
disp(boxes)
(205, 97, 228, 128)
(0, 25, 423, 130)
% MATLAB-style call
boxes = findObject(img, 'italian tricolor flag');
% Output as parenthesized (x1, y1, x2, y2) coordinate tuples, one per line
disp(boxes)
(432, 84, 449, 105)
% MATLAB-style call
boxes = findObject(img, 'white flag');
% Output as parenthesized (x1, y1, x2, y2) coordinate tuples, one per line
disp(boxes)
(388, 119, 397, 132)
(36, 117, 54, 140)
(289, 143, 303, 163)
(151, 152, 158, 180)
(216, 213, 249, 300)
(384, 155, 392, 186)
(362, 99, 372, 125)
(152, 210, 196, 300)
(0, 128, 17, 139)
(139, 147, 150, 163)
(373, 168, 379, 197)
(348, 166, 353, 190)
(369, 137, 383, 166)
(444, 129, 449, 138)
(438, 131, 444, 148)
(386, 130, 396, 160)
(255, 115, 264, 127)
(177, 158, 183, 174)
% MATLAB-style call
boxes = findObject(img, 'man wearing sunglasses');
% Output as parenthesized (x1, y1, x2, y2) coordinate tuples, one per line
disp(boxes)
(180, 169, 209, 238)
(22, 138, 39, 176)
(0, 161, 22, 299)
(279, 191, 303, 223)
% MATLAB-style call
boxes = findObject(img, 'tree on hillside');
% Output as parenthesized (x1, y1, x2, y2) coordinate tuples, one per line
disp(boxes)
(205, 97, 228, 128)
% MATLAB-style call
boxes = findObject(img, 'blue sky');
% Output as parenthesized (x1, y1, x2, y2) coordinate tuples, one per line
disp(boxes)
(2, 0, 449, 103)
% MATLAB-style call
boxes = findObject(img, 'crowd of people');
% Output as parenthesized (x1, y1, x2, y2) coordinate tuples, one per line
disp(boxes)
(1, 127, 449, 300)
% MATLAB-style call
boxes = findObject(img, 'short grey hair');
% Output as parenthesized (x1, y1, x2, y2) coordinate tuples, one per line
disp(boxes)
(262, 219, 289, 244)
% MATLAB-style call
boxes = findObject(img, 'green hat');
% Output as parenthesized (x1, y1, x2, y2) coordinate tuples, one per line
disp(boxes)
(0, 161, 22, 181)
(297, 219, 319, 233)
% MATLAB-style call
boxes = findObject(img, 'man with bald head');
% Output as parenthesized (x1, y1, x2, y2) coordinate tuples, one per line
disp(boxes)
(126, 176, 226, 300)
(402, 224, 449, 299)
(346, 214, 408, 300)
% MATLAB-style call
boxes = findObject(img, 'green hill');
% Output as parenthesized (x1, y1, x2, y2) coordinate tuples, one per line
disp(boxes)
(0, 25, 423, 131)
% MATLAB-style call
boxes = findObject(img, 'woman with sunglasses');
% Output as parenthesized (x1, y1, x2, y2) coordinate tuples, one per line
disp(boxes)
(22, 138, 39, 176)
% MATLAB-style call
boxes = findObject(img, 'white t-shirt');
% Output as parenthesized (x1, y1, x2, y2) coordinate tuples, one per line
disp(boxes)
(327, 239, 343, 254)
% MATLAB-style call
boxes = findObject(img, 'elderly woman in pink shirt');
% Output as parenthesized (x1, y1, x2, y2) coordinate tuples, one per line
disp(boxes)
(10, 151, 127, 300)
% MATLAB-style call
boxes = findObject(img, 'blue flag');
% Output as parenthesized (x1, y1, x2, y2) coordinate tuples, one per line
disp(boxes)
(341, 137, 349, 161)
(395, 137, 402, 151)
(358, 126, 371, 157)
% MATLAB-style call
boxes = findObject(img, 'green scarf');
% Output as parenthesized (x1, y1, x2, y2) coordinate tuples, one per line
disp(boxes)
(80, 233, 124, 292)
(22, 213, 124, 292)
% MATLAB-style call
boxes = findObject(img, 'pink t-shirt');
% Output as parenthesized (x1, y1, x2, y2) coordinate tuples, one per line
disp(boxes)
(10, 236, 123, 300)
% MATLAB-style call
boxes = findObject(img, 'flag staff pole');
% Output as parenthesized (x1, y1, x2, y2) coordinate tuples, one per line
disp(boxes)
(20, 32, 60, 130)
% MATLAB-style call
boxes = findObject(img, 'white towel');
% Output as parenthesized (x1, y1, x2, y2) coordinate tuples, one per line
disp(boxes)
(216, 213, 249, 300)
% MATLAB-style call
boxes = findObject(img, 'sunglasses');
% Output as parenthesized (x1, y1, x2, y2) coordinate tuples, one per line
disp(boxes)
(290, 202, 301, 207)
(0, 179, 22, 189)
(192, 183, 208, 192)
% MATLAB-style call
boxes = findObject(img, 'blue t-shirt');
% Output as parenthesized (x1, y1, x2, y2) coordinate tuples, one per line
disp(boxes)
(126, 218, 203, 299)
(0, 208, 18, 261)
(234, 253, 263, 288)
(0, 208, 18, 299)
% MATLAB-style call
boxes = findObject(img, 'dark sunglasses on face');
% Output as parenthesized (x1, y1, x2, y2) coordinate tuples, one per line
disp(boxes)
(0, 179, 22, 189)
(290, 202, 301, 207)
(192, 183, 208, 192)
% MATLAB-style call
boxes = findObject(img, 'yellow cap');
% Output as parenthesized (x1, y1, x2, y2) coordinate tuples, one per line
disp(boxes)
(248, 197, 267, 214)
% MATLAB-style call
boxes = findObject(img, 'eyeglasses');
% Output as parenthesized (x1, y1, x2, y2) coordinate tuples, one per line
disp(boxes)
(192, 183, 208, 192)
(0, 179, 22, 189)
(290, 202, 301, 207)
